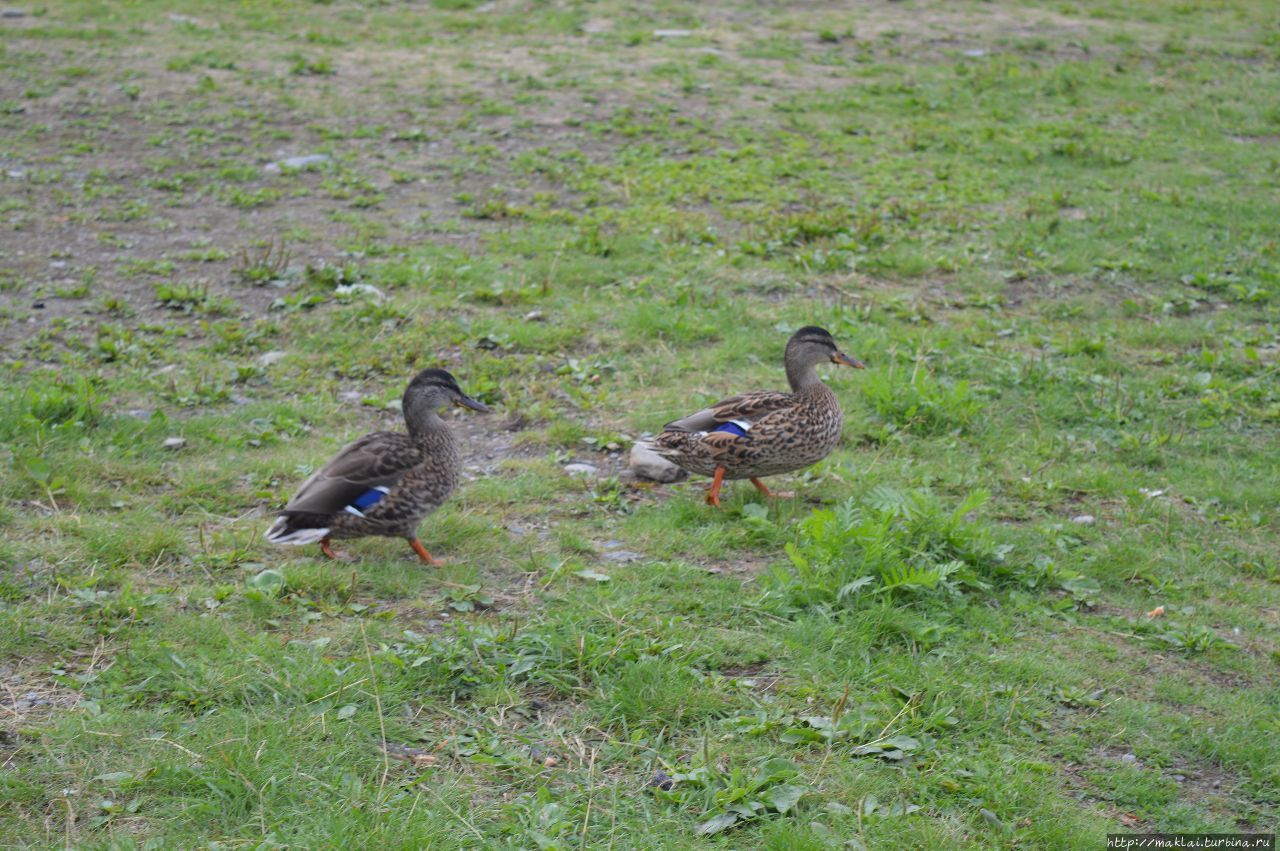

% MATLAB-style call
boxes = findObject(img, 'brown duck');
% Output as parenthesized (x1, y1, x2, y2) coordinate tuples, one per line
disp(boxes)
(264, 368, 489, 564)
(649, 327, 864, 507)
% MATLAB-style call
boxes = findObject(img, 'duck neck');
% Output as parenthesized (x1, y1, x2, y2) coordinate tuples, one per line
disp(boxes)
(404, 399, 450, 445)
(786, 360, 823, 392)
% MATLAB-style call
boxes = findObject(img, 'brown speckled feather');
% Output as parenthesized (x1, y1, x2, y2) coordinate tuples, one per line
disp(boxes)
(283, 432, 423, 516)
(662, 391, 796, 433)
(648, 327, 862, 489)
(285, 428, 459, 541)
(265, 367, 488, 554)
(652, 384, 843, 480)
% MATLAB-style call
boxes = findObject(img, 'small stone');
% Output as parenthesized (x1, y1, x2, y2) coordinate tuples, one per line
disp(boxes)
(229, 393, 252, 405)
(1071, 515, 1096, 525)
(126, 409, 152, 420)
(963, 49, 987, 57)
(264, 154, 329, 173)
(653, 29, 692, 38)
(1120, 753, 1137, 763)
(601, 540, 624, 550)
(162, 437, 186, 450)
(333, 283, 385, 300)
(1, 9, 27, 18)
(257, 350, 288, 367)
(602, 550, 643, 564)
(523, 310, 545, 322)
(563, 463, 598, 477)
(629, 442, 686, 483)
(648, 770, 674, 791)
(507, 524, 528, 537)
(1172, 774, 1185, 782)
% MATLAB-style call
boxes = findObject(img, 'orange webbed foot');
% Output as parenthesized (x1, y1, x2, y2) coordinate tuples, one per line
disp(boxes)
(409, 538, 444, 566)
(750, 478, 794, 499)
(705, 466, 727, 508)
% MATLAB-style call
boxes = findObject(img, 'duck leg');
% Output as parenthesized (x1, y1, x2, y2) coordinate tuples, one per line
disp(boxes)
(705, 466, 727, 508)
(409, 538, 444, 566)
(320, 536, 341, 560)
(750, 477, 795, 499)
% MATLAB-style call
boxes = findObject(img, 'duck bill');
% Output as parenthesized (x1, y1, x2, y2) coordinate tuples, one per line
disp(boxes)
(832, 352, 865, 369)
(455, 395, 492, 413)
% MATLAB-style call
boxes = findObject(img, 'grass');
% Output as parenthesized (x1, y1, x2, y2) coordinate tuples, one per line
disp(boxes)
(1, 0, 1279, 846)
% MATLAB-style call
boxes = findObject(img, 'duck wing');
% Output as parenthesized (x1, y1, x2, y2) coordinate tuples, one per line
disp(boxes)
(282, 432, 421, 516)
(662, 391, 797, 433)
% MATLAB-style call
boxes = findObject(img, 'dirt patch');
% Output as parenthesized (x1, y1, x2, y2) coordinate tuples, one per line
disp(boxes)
(0, 662, 85, 768)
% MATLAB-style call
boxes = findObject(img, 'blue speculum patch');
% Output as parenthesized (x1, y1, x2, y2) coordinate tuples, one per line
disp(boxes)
(350, 486, 389, 511)
(712, 421, 749, 437)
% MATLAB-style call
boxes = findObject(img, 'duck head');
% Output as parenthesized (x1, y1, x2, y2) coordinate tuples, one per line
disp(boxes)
(784, 326, 864, 390)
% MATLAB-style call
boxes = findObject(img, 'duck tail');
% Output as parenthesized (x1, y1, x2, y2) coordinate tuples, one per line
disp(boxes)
(647, 432, 695, 459)
(264, 514, 330, 546)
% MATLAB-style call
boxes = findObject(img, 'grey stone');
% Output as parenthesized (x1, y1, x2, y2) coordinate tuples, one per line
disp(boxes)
(1070, 515, 1096, 525)
(563, 463, 598, 477)
(602, 550, 643, 564)
(653, 29, 692, 38)
(1, 9, 27, 18)
(629, 442, 685, 483)
(264, 154, 329, 173)
(162, 437, 186, 450)
(257, 350, 288, 367)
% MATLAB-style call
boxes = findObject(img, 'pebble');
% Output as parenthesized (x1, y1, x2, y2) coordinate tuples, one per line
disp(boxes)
(653, 29, 692, 38)
(257, 350, 288, 367)
(1120, 753, 1137, 763)
(507, 524, 528, 537)
(1, 9, 26, 18)
(648, 770, 674, 791)
(628, 442, 685, 483)
(963, 49, 987, 57)
(563, 463, 598, 477)
(162, 437, 186, 450)
(334, 283, 385, 300)
(602, 550, 643, 564)
(1070, 515, 1096, 525)
(264, 154, 329, 173)
(523, 310, 545, 322)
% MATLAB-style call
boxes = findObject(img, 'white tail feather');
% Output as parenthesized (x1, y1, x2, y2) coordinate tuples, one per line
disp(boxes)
(264, 517, 330, 546)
